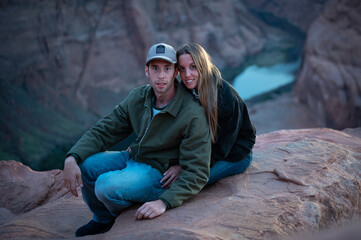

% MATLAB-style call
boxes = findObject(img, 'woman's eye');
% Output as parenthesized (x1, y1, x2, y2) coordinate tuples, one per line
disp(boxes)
(191, 65, 197, 70)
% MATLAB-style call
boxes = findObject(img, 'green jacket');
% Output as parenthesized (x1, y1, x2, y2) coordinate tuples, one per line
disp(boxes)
(68, 81, 211, 208)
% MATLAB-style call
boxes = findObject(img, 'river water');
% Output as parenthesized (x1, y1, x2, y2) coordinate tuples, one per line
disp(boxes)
(233, 60, 300, 100)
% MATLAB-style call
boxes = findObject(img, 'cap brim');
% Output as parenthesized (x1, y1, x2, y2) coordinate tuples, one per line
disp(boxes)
(146, 56, 176, 65)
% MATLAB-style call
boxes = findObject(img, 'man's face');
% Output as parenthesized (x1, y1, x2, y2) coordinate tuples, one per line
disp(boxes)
(145, 59, 177, 95)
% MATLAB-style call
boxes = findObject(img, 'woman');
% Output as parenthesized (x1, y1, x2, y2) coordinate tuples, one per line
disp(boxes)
(161, 43, 256, 187)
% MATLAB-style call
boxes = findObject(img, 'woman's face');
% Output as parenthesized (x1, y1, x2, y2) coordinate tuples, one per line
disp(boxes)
(178, 53, 199, 90)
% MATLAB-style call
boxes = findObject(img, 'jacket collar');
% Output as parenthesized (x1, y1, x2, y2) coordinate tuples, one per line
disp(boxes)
(180, 81, 199, 100)
(145, 79, 184, 118)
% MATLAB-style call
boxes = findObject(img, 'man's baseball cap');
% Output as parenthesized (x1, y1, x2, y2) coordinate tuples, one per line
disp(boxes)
(145, 43, 177, 65)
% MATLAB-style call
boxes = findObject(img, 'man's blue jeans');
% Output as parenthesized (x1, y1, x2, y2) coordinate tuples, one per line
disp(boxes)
(79, 151, 165, 224)
(208, 151, 253, 185)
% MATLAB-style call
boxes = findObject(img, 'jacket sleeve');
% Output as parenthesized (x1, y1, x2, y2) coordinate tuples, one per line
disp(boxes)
(67, 96, 133, 163)
(211, 92, 243, 163)
(159, 113, 211, 208)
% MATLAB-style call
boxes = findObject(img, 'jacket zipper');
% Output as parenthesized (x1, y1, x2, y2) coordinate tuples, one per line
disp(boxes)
(137, 103, 160, 158)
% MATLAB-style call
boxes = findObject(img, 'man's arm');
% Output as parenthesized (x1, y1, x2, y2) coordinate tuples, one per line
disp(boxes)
(211, 98, 241, 162)
(67, 100, 133, 163)
(63, 155, 83, 197)
(64, 102, 131, 195)
(158, 112, 211, 208)
(135, 105, 211, 218)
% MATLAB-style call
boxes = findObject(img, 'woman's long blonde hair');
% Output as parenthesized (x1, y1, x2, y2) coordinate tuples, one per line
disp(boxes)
(177, 43, 222, 143)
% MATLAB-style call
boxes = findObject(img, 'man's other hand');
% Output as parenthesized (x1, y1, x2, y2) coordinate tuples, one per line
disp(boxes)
(135, 200, 167, 220)
(63, 156, 83, 197)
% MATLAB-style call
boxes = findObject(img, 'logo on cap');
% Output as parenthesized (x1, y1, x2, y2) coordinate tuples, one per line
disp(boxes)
(156, 45, 165, 54)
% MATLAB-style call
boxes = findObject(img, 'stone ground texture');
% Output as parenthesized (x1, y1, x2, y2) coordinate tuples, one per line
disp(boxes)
(0, 128, 360, 239)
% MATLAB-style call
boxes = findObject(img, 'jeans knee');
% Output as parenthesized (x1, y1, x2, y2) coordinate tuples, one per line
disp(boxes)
(94, 172, 138, 204)
(94, 173, 113, 202)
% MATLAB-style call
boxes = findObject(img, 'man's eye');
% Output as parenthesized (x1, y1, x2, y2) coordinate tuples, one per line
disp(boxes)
(152, 67, 158, 70)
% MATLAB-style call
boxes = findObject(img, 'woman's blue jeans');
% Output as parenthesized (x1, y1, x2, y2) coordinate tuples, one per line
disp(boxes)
(208, 151, 253, 185)
(79, 151, 165, 223)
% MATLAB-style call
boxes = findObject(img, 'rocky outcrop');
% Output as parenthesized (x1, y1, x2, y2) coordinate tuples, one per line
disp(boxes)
(0, 161, 66, 215)
(294, 0, 361, 129)
(0, 128, 360, 239)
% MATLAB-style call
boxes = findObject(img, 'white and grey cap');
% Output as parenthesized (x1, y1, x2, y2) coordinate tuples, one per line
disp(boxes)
(145, 43, 177, 65)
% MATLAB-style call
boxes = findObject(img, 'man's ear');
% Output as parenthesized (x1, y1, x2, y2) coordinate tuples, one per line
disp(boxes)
(145, 65, 149, 78)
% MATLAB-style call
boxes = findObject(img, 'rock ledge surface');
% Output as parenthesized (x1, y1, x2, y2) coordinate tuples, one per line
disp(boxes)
(0, 128, 360, 239)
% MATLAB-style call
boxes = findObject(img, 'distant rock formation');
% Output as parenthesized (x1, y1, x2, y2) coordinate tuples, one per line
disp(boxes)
(294, 0, 361, 129)
(0, 128, 360, 239)
(0, 0, 303, 114)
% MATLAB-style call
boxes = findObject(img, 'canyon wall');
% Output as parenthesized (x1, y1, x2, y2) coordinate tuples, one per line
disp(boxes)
(242, 0, 330, 32)
(294, 0, 361, 129)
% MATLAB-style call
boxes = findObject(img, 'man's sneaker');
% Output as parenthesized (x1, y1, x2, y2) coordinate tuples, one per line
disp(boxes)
(75, 219, 115, 237)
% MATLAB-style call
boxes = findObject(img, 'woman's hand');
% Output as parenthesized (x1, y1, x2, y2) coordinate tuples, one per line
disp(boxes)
(160, 165, 182, 188)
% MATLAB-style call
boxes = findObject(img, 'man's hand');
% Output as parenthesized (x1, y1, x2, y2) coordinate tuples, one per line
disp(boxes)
(63, 156, 83, 197)
(160, 165, 182, 188)
(135, 200, 167, 220)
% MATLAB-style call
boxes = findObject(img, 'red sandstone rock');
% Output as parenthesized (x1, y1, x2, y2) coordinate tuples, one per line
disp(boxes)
(0, 161, 66, 214)
(0, 128, 360, 239)
(294, 0, 361, 129)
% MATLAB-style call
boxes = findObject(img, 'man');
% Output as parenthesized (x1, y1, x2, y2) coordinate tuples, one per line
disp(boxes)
(63, 43, 211, 237)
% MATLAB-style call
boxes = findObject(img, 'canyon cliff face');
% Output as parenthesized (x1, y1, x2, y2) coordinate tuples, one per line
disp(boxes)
(1, 0, 306, 169)
(242, 0, 330, 32)
(294, 0, 361, 129)
(0, 128, 360, 239)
